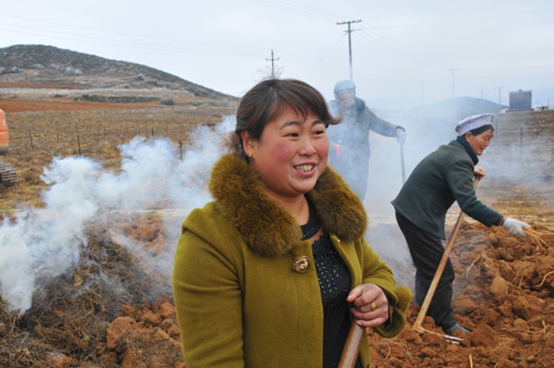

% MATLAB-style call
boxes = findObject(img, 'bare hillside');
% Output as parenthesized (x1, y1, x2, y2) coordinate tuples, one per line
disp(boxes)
(0, 44, 233, 99)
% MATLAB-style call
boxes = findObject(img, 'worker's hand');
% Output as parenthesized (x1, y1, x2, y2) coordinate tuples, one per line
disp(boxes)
(347, 284, 389, 328)
(396, 129, 406, 144)
(502, 217, 530, 237)
(474, 167, 487, 179)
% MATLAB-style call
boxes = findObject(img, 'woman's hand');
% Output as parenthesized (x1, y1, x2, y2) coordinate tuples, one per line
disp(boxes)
(474, 167, 487, 179)
(347, 284, 389, 328)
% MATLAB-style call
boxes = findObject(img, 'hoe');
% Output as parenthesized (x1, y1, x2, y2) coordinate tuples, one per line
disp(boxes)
(338, 179, 481, 367)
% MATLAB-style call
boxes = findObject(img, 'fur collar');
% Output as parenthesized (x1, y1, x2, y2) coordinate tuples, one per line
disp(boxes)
(209, 154, 367, 257)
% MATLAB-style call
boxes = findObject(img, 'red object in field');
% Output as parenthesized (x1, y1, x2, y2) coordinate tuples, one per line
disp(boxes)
(0, 109, 18, 188)
(0, 109, 8, 155)
(333, 143, 341, 158)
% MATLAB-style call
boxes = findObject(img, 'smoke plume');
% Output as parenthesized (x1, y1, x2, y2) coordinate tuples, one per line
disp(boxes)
(0, 116, 235, 314)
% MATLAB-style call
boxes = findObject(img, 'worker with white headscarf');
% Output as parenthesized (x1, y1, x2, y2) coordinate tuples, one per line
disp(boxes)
(391, 113, 529, 335)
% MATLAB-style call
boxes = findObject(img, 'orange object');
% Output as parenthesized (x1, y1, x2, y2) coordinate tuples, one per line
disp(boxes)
(0, 109, 18, 188)
(0, 109, 8, 155)
(333, 143, 341, 158)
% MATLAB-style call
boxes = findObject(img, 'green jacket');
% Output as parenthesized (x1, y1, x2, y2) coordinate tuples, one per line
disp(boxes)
(391, 138, 501, 240)
(173, 154, 411, 368)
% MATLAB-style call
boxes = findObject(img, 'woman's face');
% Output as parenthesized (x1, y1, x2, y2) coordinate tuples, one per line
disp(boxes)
(465, 129, 494, 156)
(243, 104, 329, 201)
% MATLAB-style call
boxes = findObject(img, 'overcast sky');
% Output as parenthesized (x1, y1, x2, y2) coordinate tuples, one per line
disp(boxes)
(1, 0, 553, 109)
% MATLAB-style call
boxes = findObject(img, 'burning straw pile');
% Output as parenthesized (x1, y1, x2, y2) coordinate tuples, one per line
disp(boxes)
(0, 217, 182, 368)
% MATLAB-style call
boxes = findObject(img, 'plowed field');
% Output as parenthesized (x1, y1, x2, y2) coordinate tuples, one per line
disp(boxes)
(1, 97, 553, 368)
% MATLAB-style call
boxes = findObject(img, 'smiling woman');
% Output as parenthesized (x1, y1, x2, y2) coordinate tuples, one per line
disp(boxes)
(172, 78, 412, 368)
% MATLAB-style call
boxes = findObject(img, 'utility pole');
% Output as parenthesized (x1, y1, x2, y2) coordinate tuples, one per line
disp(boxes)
(266, 49, 280, 78)
(446, 68, 460, 98)
(495, 87, 504, 105)
(337, 20, 362, 81)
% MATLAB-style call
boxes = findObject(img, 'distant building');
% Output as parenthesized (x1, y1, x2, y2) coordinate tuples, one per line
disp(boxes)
(508, 90, 533, 112)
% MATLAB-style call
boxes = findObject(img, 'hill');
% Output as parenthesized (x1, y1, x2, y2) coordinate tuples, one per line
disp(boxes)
(0, 44, 232, 99)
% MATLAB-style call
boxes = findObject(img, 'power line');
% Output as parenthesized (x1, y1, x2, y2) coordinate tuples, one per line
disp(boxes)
(245, 0, 353, 23)
(369, 8, 554, 30)
(314, 33, 346, 65)
(0, 13, 268, 52)
(0, 25, 265, 60)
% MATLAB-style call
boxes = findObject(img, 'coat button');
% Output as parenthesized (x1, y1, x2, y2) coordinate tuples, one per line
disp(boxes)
(293, 256, 310, 273)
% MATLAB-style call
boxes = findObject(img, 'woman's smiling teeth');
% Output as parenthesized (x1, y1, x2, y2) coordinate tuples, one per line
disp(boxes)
(295, 165, 314, 172)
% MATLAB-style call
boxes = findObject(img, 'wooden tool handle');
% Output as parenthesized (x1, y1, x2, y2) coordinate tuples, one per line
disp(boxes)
(400, 143, 406, 184)
(413, 177, 480, 331)
(338, 319, 365, 368)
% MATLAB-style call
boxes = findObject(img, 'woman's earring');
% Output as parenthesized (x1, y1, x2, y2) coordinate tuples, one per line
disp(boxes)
(248, 152, 253, 158)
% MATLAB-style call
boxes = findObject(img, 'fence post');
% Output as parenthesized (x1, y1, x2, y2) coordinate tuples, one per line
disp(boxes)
(519, 126, 523, 161)
(28, 129, 34, 151)
(78, 134, 82, 156)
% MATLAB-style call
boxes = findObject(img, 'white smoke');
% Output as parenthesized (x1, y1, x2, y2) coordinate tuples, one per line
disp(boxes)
(0, 116, 235, 314)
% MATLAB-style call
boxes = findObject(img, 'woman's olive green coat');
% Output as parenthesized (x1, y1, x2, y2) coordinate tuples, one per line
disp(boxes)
(173, 154, 411, 368)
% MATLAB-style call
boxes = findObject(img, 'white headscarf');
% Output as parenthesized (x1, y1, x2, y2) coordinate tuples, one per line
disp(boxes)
(455, 113, 495, 135)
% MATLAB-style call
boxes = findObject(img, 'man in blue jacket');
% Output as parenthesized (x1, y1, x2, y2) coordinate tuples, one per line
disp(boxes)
(327, 80, 406, 200)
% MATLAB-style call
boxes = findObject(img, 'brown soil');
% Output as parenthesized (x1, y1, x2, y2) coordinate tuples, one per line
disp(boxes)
(368, 220, 554, 368)
(1, 98, 554, 367)
(0, 97, 163, 113)
(0, 81, 91, 90)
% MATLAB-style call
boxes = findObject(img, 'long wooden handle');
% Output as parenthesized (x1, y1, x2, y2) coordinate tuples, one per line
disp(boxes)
(338, 319, 365, 368)
(413, 178, 480, 331)
(400, 143, 406, 184)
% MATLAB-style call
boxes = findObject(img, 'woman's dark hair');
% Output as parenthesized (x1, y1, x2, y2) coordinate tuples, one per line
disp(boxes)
(464, 124, 495, 137)
(230, 78, 341, 161)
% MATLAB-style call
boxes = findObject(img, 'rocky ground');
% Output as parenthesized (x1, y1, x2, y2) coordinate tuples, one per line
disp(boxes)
(2, 185, 552, 368)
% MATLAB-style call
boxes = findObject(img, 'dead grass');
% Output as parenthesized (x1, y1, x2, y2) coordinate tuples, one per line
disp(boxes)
(1, 99, 236, 210)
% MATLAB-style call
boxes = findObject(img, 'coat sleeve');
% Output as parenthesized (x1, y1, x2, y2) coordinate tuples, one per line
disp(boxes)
(445, 159, 502, 226)
(365, 107, 404, 137)
(358, 239, 411, 338)
(172, 208, 245, 368)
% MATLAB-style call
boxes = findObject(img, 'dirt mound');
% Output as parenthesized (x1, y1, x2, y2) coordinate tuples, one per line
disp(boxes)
(368, 221, 554, 368)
